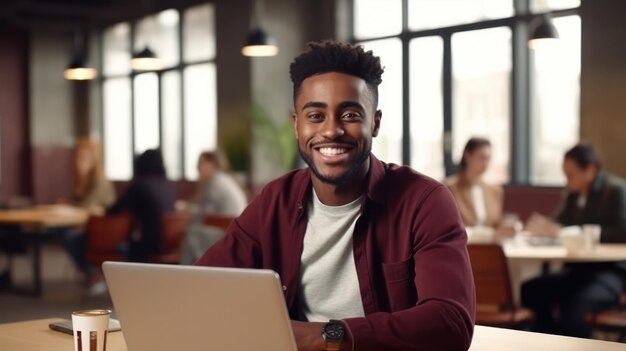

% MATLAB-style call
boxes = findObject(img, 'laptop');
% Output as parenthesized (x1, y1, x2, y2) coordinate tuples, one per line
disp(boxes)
(102, 261, 297, 351)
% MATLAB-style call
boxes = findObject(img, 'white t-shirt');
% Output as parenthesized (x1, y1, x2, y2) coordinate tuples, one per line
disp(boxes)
(471, 184, 487, 226)
(298, 190, 365, 322)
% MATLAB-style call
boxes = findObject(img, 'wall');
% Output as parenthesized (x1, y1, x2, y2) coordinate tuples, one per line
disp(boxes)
(580, 0, 626, 178)
(250, 0, 337, 186)
(0, 29, 30, 204)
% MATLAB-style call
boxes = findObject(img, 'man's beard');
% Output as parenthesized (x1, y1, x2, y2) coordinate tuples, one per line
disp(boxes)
(298, 145, 371, 185)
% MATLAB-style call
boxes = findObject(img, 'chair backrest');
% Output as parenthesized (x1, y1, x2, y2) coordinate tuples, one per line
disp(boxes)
(85, 212, 133, 264)
(158, 212, 190, 254)
(203, 213, 235, 231)
(467, 244, 514, 310)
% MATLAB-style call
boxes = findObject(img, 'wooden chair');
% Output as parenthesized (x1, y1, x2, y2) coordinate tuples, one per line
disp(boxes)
(467, 243, 534, 328)
(146, 212, 190, 264)
(85, 212, 133, 265)
(202, 213, 235, 231)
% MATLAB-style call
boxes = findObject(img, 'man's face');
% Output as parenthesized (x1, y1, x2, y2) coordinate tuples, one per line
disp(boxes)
(197, 158, 216, 181)
(292, 72, 381, 185)
(562, 158, 596, 193)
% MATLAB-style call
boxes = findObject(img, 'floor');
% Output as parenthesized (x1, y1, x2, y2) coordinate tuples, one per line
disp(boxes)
(0, 242, 115, 324)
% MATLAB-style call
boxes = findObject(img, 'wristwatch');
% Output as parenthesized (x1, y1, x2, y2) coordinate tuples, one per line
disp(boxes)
(321, 320, 345, 351)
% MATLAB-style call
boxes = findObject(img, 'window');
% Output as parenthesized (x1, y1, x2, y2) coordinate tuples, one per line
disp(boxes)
(452, 27, 512, 184)
(530, 15, 581, 184)
(408, 0, 513, 31)
(359, 39, 403, 165)
(102, 3, 217, 180)
(409, 36, 444, 179)
(352, 0, 580, 184)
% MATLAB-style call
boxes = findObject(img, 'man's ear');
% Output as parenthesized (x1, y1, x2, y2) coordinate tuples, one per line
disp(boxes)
(372, 110, 382, 137)
(292, 112, 298, 139)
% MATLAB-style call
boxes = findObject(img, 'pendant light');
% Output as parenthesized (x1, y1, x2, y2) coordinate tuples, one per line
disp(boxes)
(528, 14, 560, 49)
(64, 31, 97, 80)
(131, 46, 163, 71)
(242, 0, 278, 57)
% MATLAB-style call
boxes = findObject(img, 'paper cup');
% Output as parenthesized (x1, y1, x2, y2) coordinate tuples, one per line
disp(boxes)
(583, 224, 601, 250)
(72, 309, 111, 351)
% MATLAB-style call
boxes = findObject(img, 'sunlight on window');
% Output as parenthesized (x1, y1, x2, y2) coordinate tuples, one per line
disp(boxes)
(133, 73, 160, 154)
(184, 64, 217, 179)
(353, 0, 402, 40)
(408, 0, 513, 31)
(103, 78, 132, 180)
(359, 39, 403, 165)
(162, 72, 182, 180)
(184, 4, 216, 62)
(103, 23, 130, 76)
(409, 36, 444, 180)
(135, 9, 180, 68)
(530, 15, 580, 185)
(531, 0, 580, 12)
(452, 27, 512, 184)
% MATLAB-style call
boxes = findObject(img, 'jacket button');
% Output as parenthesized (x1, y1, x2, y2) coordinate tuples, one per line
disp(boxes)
(282, 285, 287, 291)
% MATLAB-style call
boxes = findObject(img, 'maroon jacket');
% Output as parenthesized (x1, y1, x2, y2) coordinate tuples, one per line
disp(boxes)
(196, 155, 476, 350)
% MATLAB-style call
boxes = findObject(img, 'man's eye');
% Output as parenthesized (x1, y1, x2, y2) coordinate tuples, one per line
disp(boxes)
(342, 112, 361, 120)
(308, 113, 323, 121)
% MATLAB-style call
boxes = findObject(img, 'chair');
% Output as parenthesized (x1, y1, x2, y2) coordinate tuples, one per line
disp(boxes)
(146, 212, 190, 264)
(587, 290, 626, 342)
(467, 243, 534, 328)
(202, 213, 235, 231)
(85, 212, 133, 265)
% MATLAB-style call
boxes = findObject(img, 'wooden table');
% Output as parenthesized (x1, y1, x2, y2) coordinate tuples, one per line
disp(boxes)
(1, 318, 625, 351)
(0, 205, 88, 295)
(504, 243, 626, 262)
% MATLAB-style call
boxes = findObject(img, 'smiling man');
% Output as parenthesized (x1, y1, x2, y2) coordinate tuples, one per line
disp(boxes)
(196, 41, 475, 351)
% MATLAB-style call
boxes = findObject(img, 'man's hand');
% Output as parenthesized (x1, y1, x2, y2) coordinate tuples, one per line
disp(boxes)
(525, 212, 561, 237)
(291, 320, 353, 351)
(291, 320, 326, 351)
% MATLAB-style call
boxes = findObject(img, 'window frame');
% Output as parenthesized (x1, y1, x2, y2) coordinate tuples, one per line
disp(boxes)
(99, 4, 217, 181)
(349, 0, 579, 185)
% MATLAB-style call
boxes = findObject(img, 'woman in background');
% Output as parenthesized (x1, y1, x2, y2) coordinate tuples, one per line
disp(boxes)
(69, 138, 116, 213)
(64, 139, 116, 276)
(108, 149, 176, 262)
(445, 137, 503, 228)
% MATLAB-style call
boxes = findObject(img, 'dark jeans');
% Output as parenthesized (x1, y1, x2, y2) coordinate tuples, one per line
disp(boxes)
(521, 264, 623, 338)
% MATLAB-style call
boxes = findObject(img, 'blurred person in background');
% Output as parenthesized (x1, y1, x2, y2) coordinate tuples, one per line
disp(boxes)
(108, 148, 176, 263)
(445, 137, 518, 239)
(68, 138, 116, 213)
(63, 139, 116, 280)
(179, 151, 248, 264)
(522, 143, 626, 337)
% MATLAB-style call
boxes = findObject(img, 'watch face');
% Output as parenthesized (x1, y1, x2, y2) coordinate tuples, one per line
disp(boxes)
(324, 323, 345, 341)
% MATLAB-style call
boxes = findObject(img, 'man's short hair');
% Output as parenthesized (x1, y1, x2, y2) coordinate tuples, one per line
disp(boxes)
(289, 40, 384, 106)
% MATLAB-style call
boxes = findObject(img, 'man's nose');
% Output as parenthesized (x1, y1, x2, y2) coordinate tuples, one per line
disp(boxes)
(320, 117, 345, 139)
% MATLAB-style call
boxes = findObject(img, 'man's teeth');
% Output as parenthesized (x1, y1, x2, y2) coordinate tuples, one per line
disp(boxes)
(319, 147, 347, 156)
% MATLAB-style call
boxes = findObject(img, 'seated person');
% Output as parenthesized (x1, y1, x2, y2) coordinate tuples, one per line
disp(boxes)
(64, 139, 116, 276)
(180, 151, 248, 264)
(195, 41, 475, 350)
(522, 143, 626, 338)
(445, 138, 518, 239)
(445, 137, 503, 228)
(108, 149, 176, 262)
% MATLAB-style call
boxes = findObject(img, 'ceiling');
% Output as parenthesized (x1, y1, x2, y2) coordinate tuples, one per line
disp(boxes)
(0, 0, 161, 32)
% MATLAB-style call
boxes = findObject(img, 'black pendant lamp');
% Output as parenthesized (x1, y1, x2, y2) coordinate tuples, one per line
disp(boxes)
(64, 31, 97, 80)
(131, 46, 163, 71)
(241, 0, 278, 57)
(528, 14, 560, 49)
